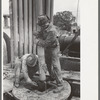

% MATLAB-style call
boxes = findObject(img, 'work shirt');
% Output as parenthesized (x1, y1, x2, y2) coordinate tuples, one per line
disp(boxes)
(20, 54, 39, 79)
(37, 23, 59, 48)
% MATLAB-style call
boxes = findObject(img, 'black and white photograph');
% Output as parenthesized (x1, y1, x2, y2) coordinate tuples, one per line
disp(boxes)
(2, 0, 98, 100)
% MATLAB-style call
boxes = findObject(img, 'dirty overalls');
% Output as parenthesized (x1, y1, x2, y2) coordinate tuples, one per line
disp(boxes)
(37, 23, 63, 84)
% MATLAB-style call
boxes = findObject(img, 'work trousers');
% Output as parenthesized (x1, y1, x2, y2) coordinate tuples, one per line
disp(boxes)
(45, 46, 63, 84)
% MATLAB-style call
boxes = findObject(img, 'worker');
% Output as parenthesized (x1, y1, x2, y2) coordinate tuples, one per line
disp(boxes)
(14, 54, 39, 88)
(35, 15, 64, 92)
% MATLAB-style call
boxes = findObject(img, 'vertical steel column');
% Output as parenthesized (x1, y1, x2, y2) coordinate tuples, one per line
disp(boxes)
(46, 0, 50, 18)
(18, 0, 24, 57)
(36, 0, 46, 81)
(42, 0, 46, 14)
(38, 0, 43, 15)
(33, 0, 44, 54)
(36, 0, 43, 19)
(32, 0, 37, 54)
(29, 0, 32, 53)
(50, 0, 54, 22)
(12, 0, 18, 58)
(32, 0, 36, 31)
(9, 0, 14, 67)
(24, 0, 28, 54)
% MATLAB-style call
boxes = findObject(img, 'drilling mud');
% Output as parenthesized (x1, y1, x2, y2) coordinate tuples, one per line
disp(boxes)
(12, 79, 71, 100)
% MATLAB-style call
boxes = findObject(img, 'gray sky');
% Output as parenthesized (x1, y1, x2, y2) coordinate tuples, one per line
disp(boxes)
(54, 0, 79, 16)
(3, 0, 9, 14)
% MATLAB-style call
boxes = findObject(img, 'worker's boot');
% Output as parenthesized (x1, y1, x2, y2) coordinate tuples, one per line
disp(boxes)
(52, 67, 65, 93)
(53, 86, 64, 93)
(53, 80, 64, 93)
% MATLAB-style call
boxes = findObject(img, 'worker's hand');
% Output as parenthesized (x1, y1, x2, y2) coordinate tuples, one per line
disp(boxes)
(37, 39, 44, 47)
(35, 38, 39, 44)
(33, 31, 39, 36)
(26, 79, 38, 87)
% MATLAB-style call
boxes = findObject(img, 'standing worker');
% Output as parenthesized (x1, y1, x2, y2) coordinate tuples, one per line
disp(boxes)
(35, 15, 64, 92)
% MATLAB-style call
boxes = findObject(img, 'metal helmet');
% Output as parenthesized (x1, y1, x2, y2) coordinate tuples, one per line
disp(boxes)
(37, 15, 50, 26)
(26, 54, 38, 67)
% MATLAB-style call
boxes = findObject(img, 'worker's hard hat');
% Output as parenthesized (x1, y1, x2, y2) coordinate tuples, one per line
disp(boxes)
(26, 54, 38, 67)
(37, 15, 50, 26)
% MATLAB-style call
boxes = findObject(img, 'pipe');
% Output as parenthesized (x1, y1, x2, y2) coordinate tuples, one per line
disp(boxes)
(42, 0, 46, 14)
(46, 0, 50, 18)
(29, 0, 32, 53)
(19, 0, 24, 56)
(50, 0, 54, 22)
(12, 0, 18, 57)
(59, 35, 80, 52)
(37, 46, 46, 81)
(9, 0, 14, 67)
(32, 0, 37, 54)
(24, 0, 28, 54)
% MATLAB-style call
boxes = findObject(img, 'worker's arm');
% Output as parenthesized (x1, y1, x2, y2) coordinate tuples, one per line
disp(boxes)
(21, 58, 38, 86)
(33, 31, 43, 39)
(37, 31, 58, 48)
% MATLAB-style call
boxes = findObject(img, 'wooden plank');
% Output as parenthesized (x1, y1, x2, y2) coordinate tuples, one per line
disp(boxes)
(46, 0, 50, 18)
(18, 0, 24, 56)
(50, 0, 54, 22)
(12, 0, 18, 58)
(61, 71, 80, 81)
(29, 0, 32, 53)
(24, 0, 28, 54)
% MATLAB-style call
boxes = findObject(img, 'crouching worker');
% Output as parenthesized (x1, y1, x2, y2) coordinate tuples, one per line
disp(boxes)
(14, 54, 39, 88)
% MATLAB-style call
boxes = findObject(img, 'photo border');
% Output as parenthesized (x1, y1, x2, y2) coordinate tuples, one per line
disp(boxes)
(0, 0, 2, 99)
(97, 0, 99, 99)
